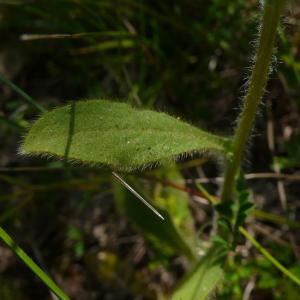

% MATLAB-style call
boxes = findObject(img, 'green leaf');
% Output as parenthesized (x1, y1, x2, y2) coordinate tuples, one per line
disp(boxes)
(215, 202, 234, 219)
(21, 100, 229, 171)
(113, 176, 196, 260)
(211, 235, 230, 250)
(150, 165, 198, 250)
(233, 175, 254, 233)
(172, 246, 224, 300)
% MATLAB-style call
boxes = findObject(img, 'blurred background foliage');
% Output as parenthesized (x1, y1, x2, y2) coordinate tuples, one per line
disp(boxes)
(0, 0, 300, 299)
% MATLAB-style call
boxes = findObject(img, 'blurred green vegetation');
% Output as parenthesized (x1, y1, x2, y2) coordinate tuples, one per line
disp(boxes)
(0, 0, 300, 299)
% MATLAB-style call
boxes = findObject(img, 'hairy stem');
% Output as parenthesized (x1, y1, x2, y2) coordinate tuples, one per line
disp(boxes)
(221, 0, 286, 202)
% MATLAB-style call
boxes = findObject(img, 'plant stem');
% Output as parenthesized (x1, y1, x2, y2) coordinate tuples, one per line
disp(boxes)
(221, 0, 286, 202)
(0, 226, 70, 300)
(239, 226, 300, 287)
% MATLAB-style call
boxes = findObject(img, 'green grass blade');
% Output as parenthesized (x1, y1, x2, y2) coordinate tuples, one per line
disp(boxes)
(0, 226, 70, 300)
(239, 226, 300, 287)
(0, 115, 25, 131)
(0, 74, 46, 113)
(253, 209, 300, 230)
(21, 100, 229, 171)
